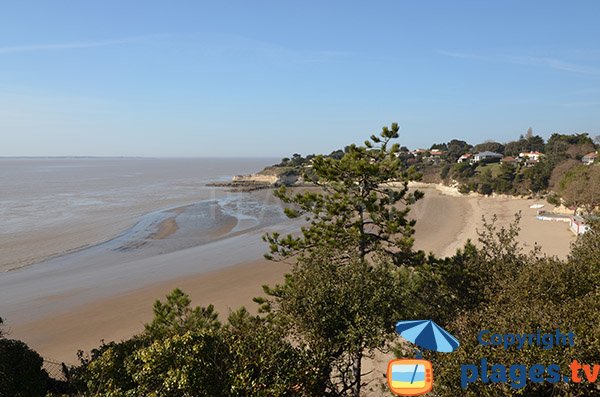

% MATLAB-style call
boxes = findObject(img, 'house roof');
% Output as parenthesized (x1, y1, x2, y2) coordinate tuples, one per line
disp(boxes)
(583, 152, 598, 159)
(475, 151, 503, 157)
(501, 156, 516, 161)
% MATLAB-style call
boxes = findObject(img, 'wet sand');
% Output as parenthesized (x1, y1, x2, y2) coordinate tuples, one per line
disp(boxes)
(3, 187, 575, 365)
(151, 218, 180, 240)
(11, 260, 286, 364)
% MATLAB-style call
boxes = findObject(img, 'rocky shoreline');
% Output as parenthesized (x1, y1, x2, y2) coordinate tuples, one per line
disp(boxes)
(205, 180, 275, 192)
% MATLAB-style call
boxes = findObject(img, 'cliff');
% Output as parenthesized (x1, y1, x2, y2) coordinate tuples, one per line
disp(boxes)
(208, 166, 301, 191)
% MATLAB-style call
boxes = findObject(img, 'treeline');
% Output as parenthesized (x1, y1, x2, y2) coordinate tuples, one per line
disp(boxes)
(406, 131, 599, 199)
(274, 130, 599, 203)
(1, 124, 599, 396)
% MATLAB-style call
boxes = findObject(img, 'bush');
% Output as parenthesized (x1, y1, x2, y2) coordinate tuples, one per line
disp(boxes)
(440, 163, 451, 180)
(0, 338, 48, 397)
(458, 184, 471, 194)
(478, 182, 493, 195)
(546, 192, 561, 206)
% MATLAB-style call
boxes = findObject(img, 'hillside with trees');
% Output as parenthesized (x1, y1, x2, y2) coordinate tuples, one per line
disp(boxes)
(257, 128, 598, 210)
(280, 130, 599, 209)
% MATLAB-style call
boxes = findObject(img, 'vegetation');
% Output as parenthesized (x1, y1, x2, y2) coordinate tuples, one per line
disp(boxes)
(558, 164, 600, 213)
(418, 130, 597, 200)
(258, 246, 415, 396)
(72, 292, 323, 396)
(426, 217, 600, 396)
(271, 129, 597, 203)
(265, 123, 423, 265)
(259, 124, 427, 395)
(0, 320, 49, 397)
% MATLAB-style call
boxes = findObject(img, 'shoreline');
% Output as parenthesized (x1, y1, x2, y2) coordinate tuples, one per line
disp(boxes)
(2, 186, 576, 364)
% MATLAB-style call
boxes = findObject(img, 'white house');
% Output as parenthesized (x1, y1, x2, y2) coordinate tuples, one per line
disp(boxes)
(582, 152, 597, 165)
(409, 149, 428, 157)
(570, 216, 591, 235)
(472, 151, 503, 163)
(457, 153, 473, 163)
(518, 151, 544, 162)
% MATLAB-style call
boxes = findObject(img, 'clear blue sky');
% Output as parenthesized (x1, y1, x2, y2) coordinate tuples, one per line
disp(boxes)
(1, 1, 599, 157)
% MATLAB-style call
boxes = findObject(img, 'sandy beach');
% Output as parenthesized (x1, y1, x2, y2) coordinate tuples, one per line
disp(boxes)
(1, 185, 576, 365)
(10, 259, 287, 363)
(411, 187, 574, 258)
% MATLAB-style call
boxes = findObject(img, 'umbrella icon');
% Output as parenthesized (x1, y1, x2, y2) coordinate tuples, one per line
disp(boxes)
(395, 320, 459, 353)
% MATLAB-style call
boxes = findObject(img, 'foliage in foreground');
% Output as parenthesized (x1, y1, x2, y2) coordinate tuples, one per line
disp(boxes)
(72, 292, 323, 396)
(70, 218, 600, 397)
(0, 337, 48, 397)
(257, 245, 417, 396)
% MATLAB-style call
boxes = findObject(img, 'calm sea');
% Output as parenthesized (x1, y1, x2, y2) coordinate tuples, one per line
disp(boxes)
(0, 157, 278, 235)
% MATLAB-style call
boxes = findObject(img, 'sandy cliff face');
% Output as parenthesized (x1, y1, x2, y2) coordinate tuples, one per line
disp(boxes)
(232, 169, 299, 186)
(232, 174, 279, 184)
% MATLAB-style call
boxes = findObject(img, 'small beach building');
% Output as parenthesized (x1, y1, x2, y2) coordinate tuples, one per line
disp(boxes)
(582, 151, 597, 165)
(570, 216, 591, 235)
(472, 151, 502, 163)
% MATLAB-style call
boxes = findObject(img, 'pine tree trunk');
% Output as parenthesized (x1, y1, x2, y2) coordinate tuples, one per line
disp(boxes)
(352, 350, 362, 397)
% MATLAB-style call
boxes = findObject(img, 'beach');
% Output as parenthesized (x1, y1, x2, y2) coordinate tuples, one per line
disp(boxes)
(1, 177, 576, 365)
(410, 186, 574, 258)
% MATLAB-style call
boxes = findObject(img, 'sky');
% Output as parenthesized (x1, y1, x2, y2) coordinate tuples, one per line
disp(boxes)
(1, 1, 599, 157)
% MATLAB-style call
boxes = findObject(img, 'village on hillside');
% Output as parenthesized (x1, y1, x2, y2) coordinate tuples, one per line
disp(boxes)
(226, 129, 599, 235)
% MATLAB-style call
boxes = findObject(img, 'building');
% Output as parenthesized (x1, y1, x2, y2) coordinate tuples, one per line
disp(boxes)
(457, 153, 472, 163)
(519, 151, 544, 162)
(582, 151, 597, 165)
(501, 156, 517, 165)
(409, 149, 428, 157)
(570, 216, 591, 235)
(472, 151, 503, 163)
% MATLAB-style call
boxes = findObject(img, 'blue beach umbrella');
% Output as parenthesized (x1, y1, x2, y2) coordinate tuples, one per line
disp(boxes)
(395, 320, 459, 353)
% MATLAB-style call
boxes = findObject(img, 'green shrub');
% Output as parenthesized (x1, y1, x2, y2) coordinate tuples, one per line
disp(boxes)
(0, 338, 48, 397)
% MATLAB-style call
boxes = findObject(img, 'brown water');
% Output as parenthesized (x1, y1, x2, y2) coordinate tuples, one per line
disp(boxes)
(0, 157, 301, 325)
(0, 157, 279, 270)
